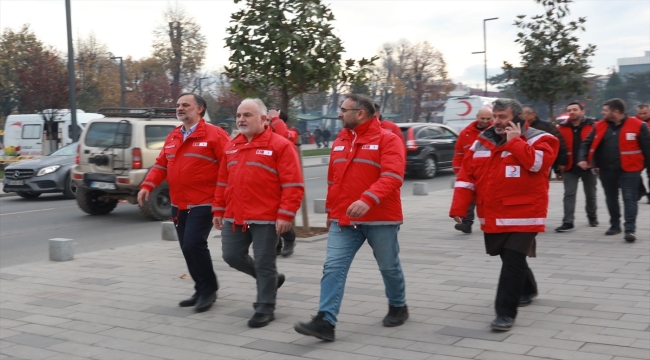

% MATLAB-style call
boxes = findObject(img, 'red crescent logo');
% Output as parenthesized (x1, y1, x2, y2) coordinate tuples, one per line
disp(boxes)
(457, 101, 472, 117)
(10, 122, 22, 127)
(508, 166, 517, 173)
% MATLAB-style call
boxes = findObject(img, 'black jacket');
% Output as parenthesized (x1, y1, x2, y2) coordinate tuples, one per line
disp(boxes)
(529, 117, 568, 172)
(579, 117, 650, 171)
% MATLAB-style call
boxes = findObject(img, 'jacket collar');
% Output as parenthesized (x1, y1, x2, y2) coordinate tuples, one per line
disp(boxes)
(232, 125, 272, 146)
(559, 117, 594, 128)
(174, 119, 206, 138)
(340, 118, 382, 144)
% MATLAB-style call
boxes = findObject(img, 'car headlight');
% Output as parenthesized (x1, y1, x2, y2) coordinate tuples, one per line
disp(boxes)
(36, 165, 61, 176)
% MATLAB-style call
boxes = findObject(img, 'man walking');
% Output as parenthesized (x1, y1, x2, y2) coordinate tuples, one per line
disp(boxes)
(578, 99, 650, 242)
(138, 93, 230, 313)
(313, 126, 323, 148)
(322, 127, 331, 148)
(450, 98, 559, 331)
(554, 102, 598, 232)
(451, 107, 492, 234)
(213, 98, 304, 328)
(522, 105, 568, 179)
(634, 104, 650, 203)
(294, 94, 407, 342)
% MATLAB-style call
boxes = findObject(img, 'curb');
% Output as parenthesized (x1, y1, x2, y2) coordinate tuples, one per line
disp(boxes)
(0, 192, 17, 198)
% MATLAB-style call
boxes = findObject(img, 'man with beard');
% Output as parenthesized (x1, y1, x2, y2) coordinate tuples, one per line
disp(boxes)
(450, 98, 559, 331)
(138, 93, 230, 313)
(554, 102, 598, 232)
(634, 104, 650, 203)
(578, 99, 650, 242)
(451, 107, 493, 234)
(213, 98, 304, 328)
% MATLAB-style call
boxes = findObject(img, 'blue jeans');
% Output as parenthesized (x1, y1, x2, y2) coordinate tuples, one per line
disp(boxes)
(318, 223, 406, 325)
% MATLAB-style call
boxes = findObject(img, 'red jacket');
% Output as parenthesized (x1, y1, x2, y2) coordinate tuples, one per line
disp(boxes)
(327, 118, 405, 225)
(450, 126, 559, 233)
(212, 127, 304, 225)
(270, 117, 299, 144)
(141, 120, 230, 210)
(452, 120, 490, 174)
(557, 119, 594, 171)
(587, 117, 645, 172)
(380, 120, 405, 143)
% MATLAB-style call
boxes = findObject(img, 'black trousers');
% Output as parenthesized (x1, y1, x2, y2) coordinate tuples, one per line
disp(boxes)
(276, 229, 296, 252)
(172, 206, 218, 296)
(495, 248, 537, 319)
(599, 170, 641, 232)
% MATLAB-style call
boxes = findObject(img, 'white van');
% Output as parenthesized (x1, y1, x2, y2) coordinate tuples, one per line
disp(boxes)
(442, 96, 497, 133)
(3, 110, 104, 156)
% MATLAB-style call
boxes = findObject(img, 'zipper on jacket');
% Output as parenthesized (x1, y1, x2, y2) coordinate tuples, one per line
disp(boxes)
(350, 130, 357, 152)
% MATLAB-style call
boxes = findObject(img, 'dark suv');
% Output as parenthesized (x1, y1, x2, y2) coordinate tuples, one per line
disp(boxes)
(397, 123, 458, 178)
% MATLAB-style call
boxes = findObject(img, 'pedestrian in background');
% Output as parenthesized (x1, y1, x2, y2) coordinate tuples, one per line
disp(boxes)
(322, 127, 331, 148)
(294, 94, 408, 342)
(138, 93, 230, 313)
(451, 107, 492, 234)
(521, 105, 568, 179)
(554, 102, 598, 232)
(213, 98, 304, 328)
(313, 126, 323, 148)
(634, 103, 650, 204)
(375, 103, 405, 145)
(450, 98, 559, 331)
(578, 98, 650, 242)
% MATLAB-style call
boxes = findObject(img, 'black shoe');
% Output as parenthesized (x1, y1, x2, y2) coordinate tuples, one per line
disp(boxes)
(281, 241, 295, 257)
(294, 312, 335, 341)
(277, 273, 285, 289)
(248, 312, 275, 328)
(624, 232, 636, 242)
(276, 244, 282, 256)
(588, 218, 599, 227)
(454, 223, 472, 234)
(605, 227, 622, 236)
(518, 292, 538, 307)
(194, 292, 216, 313)
(490, 315, 515, 331)
(555, 223, 574, 232)
(179, 293, 198, 307)
(382, 305, 409, 327)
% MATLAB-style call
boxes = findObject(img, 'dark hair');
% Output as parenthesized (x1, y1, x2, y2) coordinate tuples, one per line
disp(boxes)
(279, 110, 289, 123)
(603, 98, 626, 114)
(344, 94, 375, 119)
(522, 104, 536, 114)
(567, 101, 584, 110)
(637, 103, 649, 110)
(374, 102, 380, 112)
(177, 92, 207, 117)
(492, 98, 523, 117)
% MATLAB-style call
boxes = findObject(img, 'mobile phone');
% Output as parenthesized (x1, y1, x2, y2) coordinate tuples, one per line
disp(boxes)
(512, 116, 526, 128)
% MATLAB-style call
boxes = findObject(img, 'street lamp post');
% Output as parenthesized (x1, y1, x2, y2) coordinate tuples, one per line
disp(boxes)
(198, 77, 209, 96)
(472, 17, 498, 97)
(65, 0, 78, 141)
(109, 54, 126, 107)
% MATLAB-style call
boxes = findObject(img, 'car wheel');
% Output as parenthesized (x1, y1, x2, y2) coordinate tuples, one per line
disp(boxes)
(418, 156, 437, 179)
(62, 172, 77, 199)
(140, 185, 172, 221)
(75, 186, 118, 215)
(17, 191, 41, 199)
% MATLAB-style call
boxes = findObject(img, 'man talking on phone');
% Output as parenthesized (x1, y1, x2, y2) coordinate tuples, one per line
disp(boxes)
(450, 98, 559, 331)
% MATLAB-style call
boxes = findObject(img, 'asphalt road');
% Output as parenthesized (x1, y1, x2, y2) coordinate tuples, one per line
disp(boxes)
(0, 165, 455, 268)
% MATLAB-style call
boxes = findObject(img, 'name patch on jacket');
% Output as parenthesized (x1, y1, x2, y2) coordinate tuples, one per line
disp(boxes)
(164, 144, 176, 149)
(225, 149, 238, 155)
(362, 144, 379, 150)
(193, 142, 208, 147)
(256, 150, 273, 156)
(505, 166, 521, 178)
(626, 133, 636, 141)
(333, 146, 345, 151)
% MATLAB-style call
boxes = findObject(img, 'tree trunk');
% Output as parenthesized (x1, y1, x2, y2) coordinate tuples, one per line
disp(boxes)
(169, 21, 182, 100)
(300, 93, 307, 114)
(280, 87, 290, 114)
(548, 102, 555, 125)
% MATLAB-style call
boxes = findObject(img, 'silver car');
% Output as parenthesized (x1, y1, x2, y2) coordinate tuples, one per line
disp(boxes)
(3, 142, 78, 199)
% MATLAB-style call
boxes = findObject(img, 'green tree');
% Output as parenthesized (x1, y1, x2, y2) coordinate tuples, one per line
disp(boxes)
(603, 71, 623, 101)
(0, 25, 44, 120)
(503, 0, 596, 122)
(621, 71, 650, 105)
(153, 4, 206, 100)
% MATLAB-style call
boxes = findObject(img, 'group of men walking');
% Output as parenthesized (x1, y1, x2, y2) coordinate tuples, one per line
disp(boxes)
(138, 91, 647, 340)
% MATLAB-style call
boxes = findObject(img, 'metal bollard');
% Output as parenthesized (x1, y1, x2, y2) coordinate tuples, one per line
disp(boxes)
(49, 238, 74, 262)
(314, 199, 326, 213)
(321, 157, 330, 164)
(162, 221, 178, 241)
(413, 182, 429, 196)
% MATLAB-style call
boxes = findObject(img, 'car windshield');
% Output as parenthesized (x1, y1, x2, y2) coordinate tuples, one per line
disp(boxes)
(50, 142, 78, 156)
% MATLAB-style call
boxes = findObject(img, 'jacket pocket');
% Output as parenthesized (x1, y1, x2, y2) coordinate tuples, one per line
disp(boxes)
(502, 195, 539, 206)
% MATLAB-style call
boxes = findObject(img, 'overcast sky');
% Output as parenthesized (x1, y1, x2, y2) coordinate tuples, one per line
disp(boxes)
(1, 0, 648, 90)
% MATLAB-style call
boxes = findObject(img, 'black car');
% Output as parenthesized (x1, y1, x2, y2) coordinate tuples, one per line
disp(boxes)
(396, 123, 458, 178)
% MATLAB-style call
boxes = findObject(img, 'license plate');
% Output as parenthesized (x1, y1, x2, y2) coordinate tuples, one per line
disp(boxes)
(90, 181, 116, 190)
(5, 180, 24, 186)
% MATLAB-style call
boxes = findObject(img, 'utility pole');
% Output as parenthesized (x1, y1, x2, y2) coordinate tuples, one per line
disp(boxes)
(109, 54, 126, 107)
(198, 77, 209, 96)
(472, 17, 498, 97)
(65, 0, 78, 141)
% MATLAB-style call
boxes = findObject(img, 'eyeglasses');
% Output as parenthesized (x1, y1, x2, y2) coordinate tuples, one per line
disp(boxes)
(340, 108, 361, 113)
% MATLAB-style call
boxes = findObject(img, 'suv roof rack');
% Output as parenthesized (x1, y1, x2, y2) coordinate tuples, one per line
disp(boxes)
(98, 107, 177, 119)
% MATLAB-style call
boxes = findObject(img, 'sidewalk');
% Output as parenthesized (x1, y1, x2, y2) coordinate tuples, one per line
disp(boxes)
(1, 183, 648, 360)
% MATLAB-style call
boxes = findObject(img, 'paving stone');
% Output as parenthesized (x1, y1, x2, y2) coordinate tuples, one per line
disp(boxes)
(81, 263, 122, 269)
(76, 278, 121, 286)
(0, 309, 32, 320)
(18, 315, 70, 326)
(142, 306, 195, 318)
(26, 299, 78, 309)
(453, 338, 533, 354)
(303, 348, 381, 360)
(10, 324, 67, 337)
(504, 334, 583, 350)
(440, 280, 496, 289)
(55, 320, 114, 334)
(275, 293, 315, 301)
(435, 326, 510, 342)
(0, 343, 61, 360)
(532, 299, 598, 310)
(98, 327, 158, 341)
(0, 274, 22, 280)
(475, 350, 553, 360)
(47, 341, 108, 358)
(3, 333, 66, 349)
(580, 343, 650, 359)
(286, 276, 321, 284)
(527, 346, 614, 360)
(353, 344, 436, 360)
(243, 339, 316, 357)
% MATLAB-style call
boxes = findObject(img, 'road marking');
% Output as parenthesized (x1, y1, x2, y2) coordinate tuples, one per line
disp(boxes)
(0, 208, 70, 216)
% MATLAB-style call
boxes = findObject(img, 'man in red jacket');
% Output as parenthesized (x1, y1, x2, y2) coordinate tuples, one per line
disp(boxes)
(451, 107, 492, 234)
(138, 93, 230, 313)
(213, 98, 304, 328)
(450, 98, 559, 331)
(375, 103, 405, 144)
(634, 104, 650, 204)
(294, 94, 407, 342)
